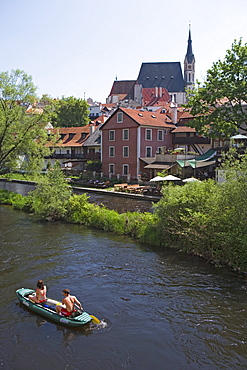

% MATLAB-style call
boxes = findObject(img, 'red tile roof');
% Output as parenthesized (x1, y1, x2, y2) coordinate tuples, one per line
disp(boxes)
(49, 126, 90, 147)
(142, 87, 170, 106)
(120, 108, 175, 128)
(172, 126, 196, 133)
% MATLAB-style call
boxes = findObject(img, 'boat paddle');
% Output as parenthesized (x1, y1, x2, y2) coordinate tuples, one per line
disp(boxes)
(74, 303, 101, 324)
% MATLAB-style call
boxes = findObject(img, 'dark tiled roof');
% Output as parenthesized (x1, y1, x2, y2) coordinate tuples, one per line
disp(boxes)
(137, 62, 185, 92)
(83, 124, 102, 147)
(109, 80, 136, 98)
(185, 29, 195, 64)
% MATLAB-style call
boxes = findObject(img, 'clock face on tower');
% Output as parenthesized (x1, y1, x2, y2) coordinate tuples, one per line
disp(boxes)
(188, 65, 192, 69)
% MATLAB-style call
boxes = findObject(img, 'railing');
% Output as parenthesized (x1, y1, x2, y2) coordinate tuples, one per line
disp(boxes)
(45, 153, 101, 160)
(172, 137, 211, 145)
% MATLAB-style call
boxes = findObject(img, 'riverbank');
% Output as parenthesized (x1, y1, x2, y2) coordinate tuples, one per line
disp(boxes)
(1, 175, 247, 274)
(0, 178, 161, 202)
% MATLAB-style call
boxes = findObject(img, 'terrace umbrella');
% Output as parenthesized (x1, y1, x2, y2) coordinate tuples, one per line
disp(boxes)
(182, 177, 201, 183)
(230, 134, 247, 139)
(150, 176, 167, 182)
(162, 175, 181, 181)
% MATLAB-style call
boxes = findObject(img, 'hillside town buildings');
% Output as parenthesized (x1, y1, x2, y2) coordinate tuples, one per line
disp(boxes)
(43, 26, 219, 180)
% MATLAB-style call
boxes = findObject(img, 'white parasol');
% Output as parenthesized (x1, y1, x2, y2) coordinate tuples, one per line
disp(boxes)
(150, 176, 167, 182)
(162, 175, 181, 181)
(182, 177, 201, 183)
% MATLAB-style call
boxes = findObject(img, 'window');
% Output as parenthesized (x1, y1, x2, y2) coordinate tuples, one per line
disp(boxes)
(123, 146, 129, 158)
(109, 164, 114, 174)
(146, 129, 152, 140)
(123, 129, 129, 140)
(109, 130, 115, 141)
(117, 112, 123, 123)
(123, 164, 129, 175)
(109, 146, 115, 157)
(157, 130, 163, 141)
(146, 147, 152, 157)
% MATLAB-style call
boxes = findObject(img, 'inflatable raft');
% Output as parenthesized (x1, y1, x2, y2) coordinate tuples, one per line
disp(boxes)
(16, 288, 97, 327)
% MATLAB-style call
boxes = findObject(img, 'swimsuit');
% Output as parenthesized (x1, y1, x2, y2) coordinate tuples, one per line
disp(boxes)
(61, 307, 76, 316)
(36, 289, 46, 303)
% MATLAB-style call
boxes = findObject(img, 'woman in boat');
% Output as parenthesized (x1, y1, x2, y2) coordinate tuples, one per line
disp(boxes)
(28, 280, 47, 303)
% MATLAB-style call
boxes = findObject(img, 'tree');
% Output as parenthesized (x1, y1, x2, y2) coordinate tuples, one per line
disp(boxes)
(29, 166, 72, 221)
(0, 69, 50, 173)
(186, 39, 247, 138)
(50, 96, 90, 127)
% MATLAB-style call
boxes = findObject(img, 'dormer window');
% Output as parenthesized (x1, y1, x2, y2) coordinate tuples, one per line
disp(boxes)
(68, 133, 75, 140)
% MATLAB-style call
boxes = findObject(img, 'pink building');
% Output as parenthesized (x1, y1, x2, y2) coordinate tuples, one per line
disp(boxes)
(100, 107, 176, 180)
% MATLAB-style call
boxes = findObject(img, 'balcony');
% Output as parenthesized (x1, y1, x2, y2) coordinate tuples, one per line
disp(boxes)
(172, 136, 211, 145)
(45, 152, 101, 160)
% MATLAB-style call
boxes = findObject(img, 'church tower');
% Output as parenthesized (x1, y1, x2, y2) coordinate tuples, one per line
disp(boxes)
(184, 25, 195, 90)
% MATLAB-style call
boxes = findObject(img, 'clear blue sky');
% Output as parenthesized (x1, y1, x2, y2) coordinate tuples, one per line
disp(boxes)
(1, 0, 246, 103)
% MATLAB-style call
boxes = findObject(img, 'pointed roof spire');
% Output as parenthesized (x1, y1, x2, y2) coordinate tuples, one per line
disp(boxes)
(186, 23, 194, 64)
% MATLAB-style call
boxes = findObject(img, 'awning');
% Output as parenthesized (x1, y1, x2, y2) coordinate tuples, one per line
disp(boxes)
(194, 149, 216, 162)
(144, 163, 174, 170)
(188, 160, 216, 168)
(177, 159, 216, 168)
(177, 149, 216, 168)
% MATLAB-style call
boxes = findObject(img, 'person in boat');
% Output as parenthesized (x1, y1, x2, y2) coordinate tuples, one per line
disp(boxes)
(28, 280, 47, 303)
(56, 289, 82, 316)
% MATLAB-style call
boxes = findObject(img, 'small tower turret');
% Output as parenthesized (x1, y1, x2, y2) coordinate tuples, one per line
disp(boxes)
(184, 24, 195, 90)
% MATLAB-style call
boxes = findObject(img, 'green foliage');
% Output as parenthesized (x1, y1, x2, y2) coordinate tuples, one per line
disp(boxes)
(154, 150, 247, 271)
(186, 39, 247, 137)
(86, 160, 102, 172)
(0, 69, 51, 173)
(29, 167, 72, 221)
(48, 96, 90, 127)
(0, 189, 30, 211)
(65, 194, 158, 242)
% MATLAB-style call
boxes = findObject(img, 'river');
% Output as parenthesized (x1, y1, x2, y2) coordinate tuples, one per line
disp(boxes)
(0, 206, 246, 370)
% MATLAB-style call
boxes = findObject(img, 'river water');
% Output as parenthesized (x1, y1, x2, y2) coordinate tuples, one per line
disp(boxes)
(0, 205, 246, 370)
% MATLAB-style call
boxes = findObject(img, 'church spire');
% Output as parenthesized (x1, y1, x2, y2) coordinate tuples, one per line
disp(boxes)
(184, 23, 195, 91)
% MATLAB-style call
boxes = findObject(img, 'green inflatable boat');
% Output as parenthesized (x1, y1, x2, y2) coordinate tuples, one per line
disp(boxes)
(16, 288, 99, 327)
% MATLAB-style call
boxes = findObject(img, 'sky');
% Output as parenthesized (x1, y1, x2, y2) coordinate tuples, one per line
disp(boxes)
(1, 0, 247, 103)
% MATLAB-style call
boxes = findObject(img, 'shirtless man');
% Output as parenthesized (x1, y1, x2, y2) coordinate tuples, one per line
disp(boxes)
(56, 289, 82, 316)
(28, 280, 47, 303)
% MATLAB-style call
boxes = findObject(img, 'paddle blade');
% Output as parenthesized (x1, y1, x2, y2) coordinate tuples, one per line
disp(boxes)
(90, 315, 101, 324)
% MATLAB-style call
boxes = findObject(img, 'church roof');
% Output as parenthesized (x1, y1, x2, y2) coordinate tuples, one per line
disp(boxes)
(137, 62, 185, 93)
(142, 87, 170, 106)
(185, 28, 195, 64)
(109, 80, 136, 97)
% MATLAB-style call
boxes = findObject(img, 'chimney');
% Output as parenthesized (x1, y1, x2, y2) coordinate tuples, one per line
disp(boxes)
(90, 123, 95, 135)
(170, 100, 178, 124)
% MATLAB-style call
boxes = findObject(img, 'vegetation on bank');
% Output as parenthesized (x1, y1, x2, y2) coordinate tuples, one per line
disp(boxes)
(1, 149, 247, 273)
